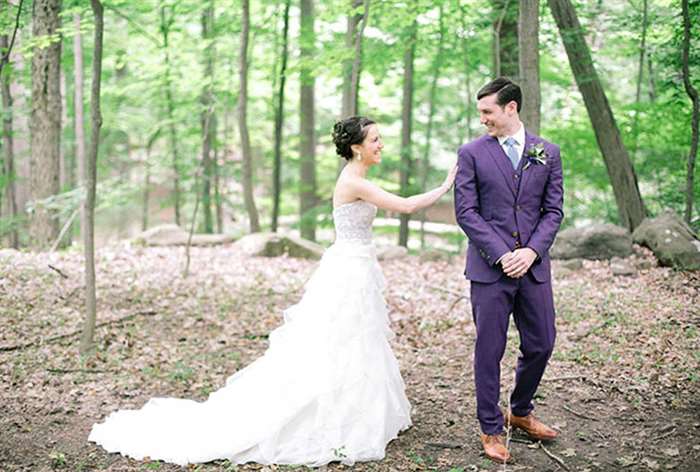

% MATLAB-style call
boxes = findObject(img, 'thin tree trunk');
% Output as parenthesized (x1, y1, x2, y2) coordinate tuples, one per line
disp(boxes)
(214, 147, 222, 233)
(79, 0, 103, 355)
(73, 12, 86, 236)
(549, 0, 646, 231)
(239, 0, 260, 232)
(460, 5, 474, 144)
(29, 0, 62, 249)
(630, 0, 648, 160)
(647, 58, 657, 102)
(398, 18, 416, 248)
(681, 0, 698, 224)
(419, 5, 445, 249)
(142, 130, 159, 231)
(518, 0, 540, 134)
(159, 5, 181, 226)
(1, 24, 19, 248)
(492, 0, 518, 79)
(200, 0, 215, 234)
(271, 0, 290, 233)
(341, 0, 362, 119)
(299, 0, 316, 241)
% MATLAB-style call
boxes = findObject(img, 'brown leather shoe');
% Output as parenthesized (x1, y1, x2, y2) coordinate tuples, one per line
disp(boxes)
(506, 411, 558, 441)
(480, 433, 511, 463)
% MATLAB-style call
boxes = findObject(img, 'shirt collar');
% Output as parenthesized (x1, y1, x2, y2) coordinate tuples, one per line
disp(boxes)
(497, 123, 525, 147)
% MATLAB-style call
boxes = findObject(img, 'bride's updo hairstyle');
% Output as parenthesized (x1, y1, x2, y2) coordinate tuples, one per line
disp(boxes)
(332, 116, 376, 161)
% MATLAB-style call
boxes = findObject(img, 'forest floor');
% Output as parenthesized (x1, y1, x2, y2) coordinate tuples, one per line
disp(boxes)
(0, 243, 699, 472)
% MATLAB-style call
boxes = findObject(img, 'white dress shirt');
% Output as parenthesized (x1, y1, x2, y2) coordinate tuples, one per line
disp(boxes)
(497, 123, 526, 166)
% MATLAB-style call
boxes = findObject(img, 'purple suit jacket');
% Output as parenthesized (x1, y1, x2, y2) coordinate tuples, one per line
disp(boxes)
(454, 131, 564, 283)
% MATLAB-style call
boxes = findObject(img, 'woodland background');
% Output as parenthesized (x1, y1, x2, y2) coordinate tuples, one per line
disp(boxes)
(1, 0, 699, 471)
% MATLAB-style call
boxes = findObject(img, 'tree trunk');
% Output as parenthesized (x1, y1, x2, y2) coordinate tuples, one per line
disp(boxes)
(459, 5, 474, 144)
(398, 19, 416, 248)
(630, 0, 648, 160)
(518, 0, 540, 134)
(29, 0, 62, 249)
(1, 29, 18, 248)
(271, 0, 290, 233)
(492, 0, 518, 79)
(341, 0, 369, 119)
(681, 0, 698, 224)
(73, 12, 86, 236)
(419, 6, 445, 249)
(549, 0, 646, 231)
(159, 5, 181, 226)
(299, 0, 316, 241)
(239, 0, 260, 233)
(79, 0, 103, 356)
(200, 0, 215, 234)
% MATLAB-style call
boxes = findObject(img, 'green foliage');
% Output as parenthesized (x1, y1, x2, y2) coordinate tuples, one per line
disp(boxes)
(2, 0, 698, 247)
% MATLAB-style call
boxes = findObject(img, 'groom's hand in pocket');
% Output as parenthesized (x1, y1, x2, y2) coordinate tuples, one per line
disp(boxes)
(501, 248, 538, 278)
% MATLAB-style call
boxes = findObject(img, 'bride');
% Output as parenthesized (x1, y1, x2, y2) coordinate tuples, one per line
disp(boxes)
(89, 116, 457, 467)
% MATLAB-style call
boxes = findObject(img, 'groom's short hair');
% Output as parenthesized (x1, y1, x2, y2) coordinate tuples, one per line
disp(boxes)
(477, 77, 522, 112)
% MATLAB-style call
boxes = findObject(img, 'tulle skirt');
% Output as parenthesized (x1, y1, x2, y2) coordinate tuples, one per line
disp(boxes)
(88, 240, 412, 467)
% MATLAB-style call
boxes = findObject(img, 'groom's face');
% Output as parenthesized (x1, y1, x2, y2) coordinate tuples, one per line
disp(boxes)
(477, 93, 516, 137)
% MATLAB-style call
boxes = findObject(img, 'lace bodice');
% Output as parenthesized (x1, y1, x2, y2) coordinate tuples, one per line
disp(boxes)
(333, 200, 376, 243)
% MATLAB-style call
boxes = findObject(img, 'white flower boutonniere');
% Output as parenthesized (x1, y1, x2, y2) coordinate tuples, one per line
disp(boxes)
(523, 142, 548, 170)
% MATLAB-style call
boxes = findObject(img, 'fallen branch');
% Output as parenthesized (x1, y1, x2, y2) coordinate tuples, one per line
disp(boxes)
(538, 441, 570, 471)
(509, 437, 535, 445)
(0, 310, 157, 352)
(544, 375, 587, 382)
(47, 368, 115, 374)
(425, 442, 462, 449)
(562, 404, 598, 421)
(48, 264, 69, 279)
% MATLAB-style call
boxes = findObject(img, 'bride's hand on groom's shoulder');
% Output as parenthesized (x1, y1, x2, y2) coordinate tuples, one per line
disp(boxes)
(442, 164, 458, 191)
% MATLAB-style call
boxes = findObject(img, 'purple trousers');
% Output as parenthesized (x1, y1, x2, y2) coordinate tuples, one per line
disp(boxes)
(470, 272, 556, 435)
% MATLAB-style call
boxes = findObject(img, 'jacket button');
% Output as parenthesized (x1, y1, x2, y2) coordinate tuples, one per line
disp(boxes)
(512, 231, 519, 237)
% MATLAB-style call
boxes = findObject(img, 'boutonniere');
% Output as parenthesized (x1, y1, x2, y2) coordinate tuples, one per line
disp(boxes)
(523, 142, 548, 170)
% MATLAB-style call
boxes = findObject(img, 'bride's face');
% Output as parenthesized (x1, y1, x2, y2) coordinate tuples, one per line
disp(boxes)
(355, 124, 383, 165)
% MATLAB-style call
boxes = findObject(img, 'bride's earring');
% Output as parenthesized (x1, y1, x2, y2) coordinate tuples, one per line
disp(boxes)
(354, 151, 362, 161)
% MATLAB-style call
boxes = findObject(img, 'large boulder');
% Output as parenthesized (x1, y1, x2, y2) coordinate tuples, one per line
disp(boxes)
(551, 224, 633, 260)
(233, 232, 324, 260)
(632, 211, 700, 270)
(133, 224, 236, 246)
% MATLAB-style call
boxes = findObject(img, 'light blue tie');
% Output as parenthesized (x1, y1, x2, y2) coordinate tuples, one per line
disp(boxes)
(504, 136, 520, 169)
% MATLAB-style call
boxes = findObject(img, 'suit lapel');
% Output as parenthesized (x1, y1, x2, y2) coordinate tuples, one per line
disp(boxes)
(516, 131, 538, 201)
(485, 136, 517, 198)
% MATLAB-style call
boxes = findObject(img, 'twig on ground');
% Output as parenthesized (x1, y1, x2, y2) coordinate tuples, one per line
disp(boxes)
(48, 264, 69, 279)
(509, 437, 535, 445)
(425, 442, 462, 449)
(544, 375, 587, 382)
(0, 310, 157, 353)
(425, 284, 466, 298)
(655, 427, 677, 441)
(538, 441, 570, 471)
(446, 295, 468, 316)
(47, 368, 115, 374)
(562, 404, 598, 421)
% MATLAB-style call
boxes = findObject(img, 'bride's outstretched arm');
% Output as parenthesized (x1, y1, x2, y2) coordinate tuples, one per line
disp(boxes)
(347, 164, 457, 214)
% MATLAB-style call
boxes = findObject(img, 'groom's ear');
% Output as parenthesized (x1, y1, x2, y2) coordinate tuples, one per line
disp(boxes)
(505, 100, 518, 115)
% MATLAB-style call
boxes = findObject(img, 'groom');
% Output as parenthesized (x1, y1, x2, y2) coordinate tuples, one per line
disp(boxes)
(454, 77, 564, 463)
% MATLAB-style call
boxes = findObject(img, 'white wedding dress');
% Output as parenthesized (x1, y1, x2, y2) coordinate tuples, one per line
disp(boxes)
(88, 200, 412, 467)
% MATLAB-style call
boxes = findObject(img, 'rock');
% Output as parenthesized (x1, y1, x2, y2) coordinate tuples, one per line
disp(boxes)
(0, 248, 20, 259)
(419, 249, 451, 262)
(376, 245, 408, 261)
(632, 210, 700, 270)
(233, 232, 324, 260)
(559, 258, 583, 271)
(551, 224, 633, 260)
(133, 224, 236, 246)
(133, 224, 188, 246)
(610, 256, 636, 276)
